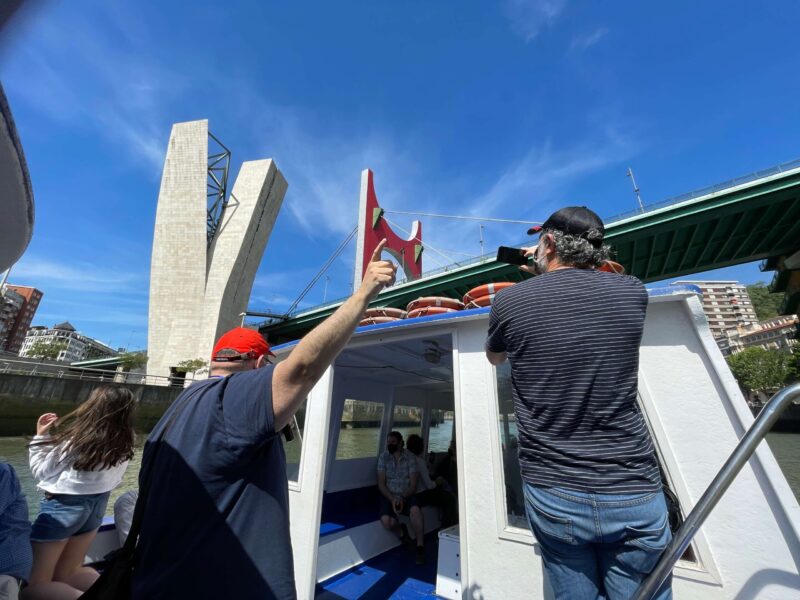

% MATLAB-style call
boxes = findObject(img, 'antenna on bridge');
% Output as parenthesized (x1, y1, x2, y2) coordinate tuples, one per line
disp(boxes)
(626, 167, 645, 213)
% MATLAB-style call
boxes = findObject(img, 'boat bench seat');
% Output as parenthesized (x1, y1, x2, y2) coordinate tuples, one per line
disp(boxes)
(319, 486, 383, 536)
(316, 485, 441, 582)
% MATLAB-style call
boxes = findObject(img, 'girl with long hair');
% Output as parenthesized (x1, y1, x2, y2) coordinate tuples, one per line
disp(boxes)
(22, 386, 136, 600)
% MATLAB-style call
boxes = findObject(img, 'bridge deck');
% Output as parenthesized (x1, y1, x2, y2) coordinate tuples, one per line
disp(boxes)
(262, 160, 800, 344)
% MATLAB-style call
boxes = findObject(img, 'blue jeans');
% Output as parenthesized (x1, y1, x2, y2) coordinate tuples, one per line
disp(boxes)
(524, 483, 672, 600)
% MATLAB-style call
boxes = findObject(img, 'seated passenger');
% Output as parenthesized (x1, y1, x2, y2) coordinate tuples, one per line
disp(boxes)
(0, 463, 32, 600)
(433, 439, 458, 493)
(113, 490, 138, 546)
(377, 431, 425, 564)
(406, 435, 458, 528)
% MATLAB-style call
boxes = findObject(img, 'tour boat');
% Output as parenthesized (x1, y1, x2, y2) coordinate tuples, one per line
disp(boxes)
(86, 285, 800, 599)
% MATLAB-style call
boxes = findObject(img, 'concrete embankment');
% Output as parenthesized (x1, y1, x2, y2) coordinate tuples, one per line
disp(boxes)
(0, 372, 181, 436)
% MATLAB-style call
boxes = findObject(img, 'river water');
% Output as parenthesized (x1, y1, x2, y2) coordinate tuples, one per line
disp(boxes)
(1, 430, 797, 519)
(0, 423, 456, 518)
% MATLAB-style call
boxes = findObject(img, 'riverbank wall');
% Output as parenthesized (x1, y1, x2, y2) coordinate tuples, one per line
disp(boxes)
(0, 372, 181, 436)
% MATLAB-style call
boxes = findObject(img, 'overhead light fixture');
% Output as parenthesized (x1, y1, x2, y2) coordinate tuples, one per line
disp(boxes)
(423, 340, 442, 364)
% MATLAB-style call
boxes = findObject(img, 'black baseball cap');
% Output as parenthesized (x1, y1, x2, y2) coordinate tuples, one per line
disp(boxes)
(527, 206, 605, 247)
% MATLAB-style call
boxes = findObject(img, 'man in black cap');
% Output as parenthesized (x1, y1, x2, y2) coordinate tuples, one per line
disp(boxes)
(484, 207, 672, 600)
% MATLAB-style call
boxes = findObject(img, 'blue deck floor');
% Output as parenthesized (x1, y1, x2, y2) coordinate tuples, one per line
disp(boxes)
(316, 532, 441, 599)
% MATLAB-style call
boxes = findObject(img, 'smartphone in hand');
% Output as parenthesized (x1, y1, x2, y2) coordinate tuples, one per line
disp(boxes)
(496, 246, 529, 266)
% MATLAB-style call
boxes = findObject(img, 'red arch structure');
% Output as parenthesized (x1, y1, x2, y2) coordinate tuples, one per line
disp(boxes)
(354, 169, 423, 287)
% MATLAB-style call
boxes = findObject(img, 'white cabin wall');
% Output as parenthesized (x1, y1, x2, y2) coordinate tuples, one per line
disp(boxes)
(455, 319, 546, 599)
(454, 293, 800, 599)
(288, 366, 334, 600)
(639, 295, 800, 598)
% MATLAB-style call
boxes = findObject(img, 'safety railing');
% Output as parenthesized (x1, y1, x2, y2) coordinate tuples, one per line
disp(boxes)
(608, 157, 800, 223)
(632, 382, 800, 600)
(0, 357, 198, 387)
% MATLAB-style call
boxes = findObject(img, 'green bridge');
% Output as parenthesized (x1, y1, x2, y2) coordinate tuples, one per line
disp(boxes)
(262, 159, 800, 344)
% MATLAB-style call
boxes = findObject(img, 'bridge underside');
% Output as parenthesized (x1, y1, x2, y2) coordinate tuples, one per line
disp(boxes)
(263, 166, 800, 344)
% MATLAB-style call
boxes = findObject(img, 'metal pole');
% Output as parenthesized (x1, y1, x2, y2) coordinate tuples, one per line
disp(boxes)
(627, 167, 645, 213)
(479, 224, 485, 256)
(632, 383, 800, 600)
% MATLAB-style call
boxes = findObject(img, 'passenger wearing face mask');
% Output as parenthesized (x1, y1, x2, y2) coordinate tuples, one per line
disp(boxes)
(376, 431, 425, 564)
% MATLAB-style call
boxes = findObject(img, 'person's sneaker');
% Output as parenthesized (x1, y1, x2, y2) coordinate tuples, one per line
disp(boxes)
(415, 545, 425, 565)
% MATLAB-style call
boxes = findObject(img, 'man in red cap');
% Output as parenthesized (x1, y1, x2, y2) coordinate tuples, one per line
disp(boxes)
(132, 241, 397, 600)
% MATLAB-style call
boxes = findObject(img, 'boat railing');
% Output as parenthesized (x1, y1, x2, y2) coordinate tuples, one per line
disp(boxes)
(632, 382, 800, 600)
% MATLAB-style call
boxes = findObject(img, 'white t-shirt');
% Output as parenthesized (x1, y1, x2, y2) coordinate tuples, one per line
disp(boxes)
(28, 435, 129, 495)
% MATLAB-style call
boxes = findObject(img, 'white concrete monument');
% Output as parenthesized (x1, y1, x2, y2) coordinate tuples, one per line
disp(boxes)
(147, 119, 287, 380)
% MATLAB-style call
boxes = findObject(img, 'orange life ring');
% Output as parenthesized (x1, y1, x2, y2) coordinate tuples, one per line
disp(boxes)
(406, 306, 459, 319)
(465, 294, 497, 309)
(406, 297, 464, 313)
(463, 282, 514, 305)
(363, 307, 407, 319)
(358, 316, 402, 326)
(598, 260, 625, 274)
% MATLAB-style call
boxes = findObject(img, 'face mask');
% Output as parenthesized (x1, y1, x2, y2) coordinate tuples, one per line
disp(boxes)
(387, 443, 399, 454)
(533, 241, 549, 275)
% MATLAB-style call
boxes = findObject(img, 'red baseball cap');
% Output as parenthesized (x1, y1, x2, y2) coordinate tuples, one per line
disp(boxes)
(211, 327, 275, 362)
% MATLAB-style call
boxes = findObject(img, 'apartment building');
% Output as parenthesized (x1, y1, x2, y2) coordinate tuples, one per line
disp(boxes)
(725, 314, 799, 355)
(20, 321, 116, 363)
(0, 284, 43, 353)
(671, 280, 758, 339)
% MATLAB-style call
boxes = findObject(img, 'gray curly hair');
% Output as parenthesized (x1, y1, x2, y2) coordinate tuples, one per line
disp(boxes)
(545, 229, 611, 268)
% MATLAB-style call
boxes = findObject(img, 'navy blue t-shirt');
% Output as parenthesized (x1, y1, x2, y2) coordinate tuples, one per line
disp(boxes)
(133, 365, 295, 599)
(487, 268, 661, 494)
(0, 463, 32, 582)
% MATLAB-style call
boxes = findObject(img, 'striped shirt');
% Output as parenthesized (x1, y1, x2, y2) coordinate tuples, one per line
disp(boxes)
(486, 268, 661, 494)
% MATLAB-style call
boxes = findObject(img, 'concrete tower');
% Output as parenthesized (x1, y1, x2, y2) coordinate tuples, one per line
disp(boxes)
(147, 119, 287, 380)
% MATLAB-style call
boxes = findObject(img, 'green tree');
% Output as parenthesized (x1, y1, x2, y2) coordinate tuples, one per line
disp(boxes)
(727, 347, 797, 395)
(119, 351, 147, 371)
(26, 340, 67, 361)
(746, 282, 784, 321)
(175, 358, 208, 374)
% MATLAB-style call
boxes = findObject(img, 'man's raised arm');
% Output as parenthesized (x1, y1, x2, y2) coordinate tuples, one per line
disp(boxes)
(272, 239, 397, 430)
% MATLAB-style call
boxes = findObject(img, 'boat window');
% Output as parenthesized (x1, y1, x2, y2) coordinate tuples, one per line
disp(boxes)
(427, 410, 454, 453)
(495, 362, 528, 528)
(285, 399, 307, 483)
(335, 399, 385, 459)
(391, 404, 422, 442)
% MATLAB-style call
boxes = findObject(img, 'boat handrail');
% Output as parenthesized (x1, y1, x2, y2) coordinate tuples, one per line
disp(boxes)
(632, 382, 800, 600)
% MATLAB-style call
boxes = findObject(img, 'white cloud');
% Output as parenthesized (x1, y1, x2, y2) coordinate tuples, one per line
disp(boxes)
(235, 93, 424, 240)
(570, 27, 609, 52)
(411, 124, 639, 271)
(502, 0, 567, 42)
(11, 256, 148, 295)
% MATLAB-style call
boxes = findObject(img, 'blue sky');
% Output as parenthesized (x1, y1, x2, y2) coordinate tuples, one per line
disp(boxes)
(2, 0, 799, 350)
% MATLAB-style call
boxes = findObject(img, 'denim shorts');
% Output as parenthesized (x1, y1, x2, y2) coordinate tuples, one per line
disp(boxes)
(30, 492, 110, 542)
